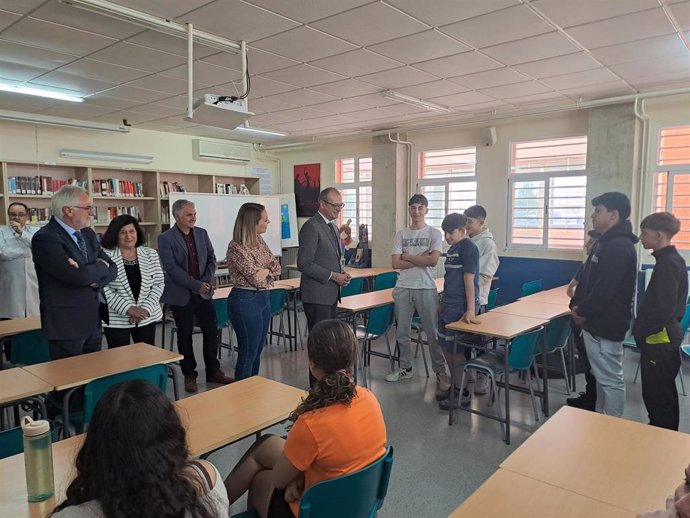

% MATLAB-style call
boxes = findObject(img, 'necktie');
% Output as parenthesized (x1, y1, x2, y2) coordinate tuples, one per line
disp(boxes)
(74, 230, 89, 262)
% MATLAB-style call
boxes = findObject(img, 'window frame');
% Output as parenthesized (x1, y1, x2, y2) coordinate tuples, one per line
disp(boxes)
(506, 136, 588, 251)
(334, 156, 373, 243)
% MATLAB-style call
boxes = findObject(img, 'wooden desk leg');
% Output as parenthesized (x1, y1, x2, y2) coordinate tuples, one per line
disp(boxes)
(541, 326, 549, 417)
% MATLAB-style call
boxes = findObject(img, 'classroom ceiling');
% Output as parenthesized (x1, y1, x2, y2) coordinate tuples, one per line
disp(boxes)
(0, 0, 689, 144)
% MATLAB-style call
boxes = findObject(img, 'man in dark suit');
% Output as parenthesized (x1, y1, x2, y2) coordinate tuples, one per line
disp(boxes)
(298, 187, 352, 331)
(32, 185, 117, 360)
(158, 199, 233, 393)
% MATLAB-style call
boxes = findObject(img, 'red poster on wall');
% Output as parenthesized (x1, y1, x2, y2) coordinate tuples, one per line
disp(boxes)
(294, 163, 321, 217)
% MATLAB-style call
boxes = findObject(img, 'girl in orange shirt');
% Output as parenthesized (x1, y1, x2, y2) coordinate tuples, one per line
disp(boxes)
(224, 319, 387, 518)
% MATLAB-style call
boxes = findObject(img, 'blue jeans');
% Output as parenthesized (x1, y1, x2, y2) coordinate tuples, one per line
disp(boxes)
(228, 289, 271, 380)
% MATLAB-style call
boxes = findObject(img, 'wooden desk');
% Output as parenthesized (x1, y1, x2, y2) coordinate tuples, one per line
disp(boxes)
(491, 299, 570, 320)
(448, 469, 632, 518)
(446, 312, 548, 444)
(519, 285, 571, 306)
(0, 376, 304, 518)
(501, 406, 690, 514)
(274, 277, 301, 290)
(23, 343, 181, 392)
(0, 316, 41, 340)
(0, 368, 52, 406)
(282, 266, 396, 280)
(178, 376, 306, 456)
(338, 278, 443, 313)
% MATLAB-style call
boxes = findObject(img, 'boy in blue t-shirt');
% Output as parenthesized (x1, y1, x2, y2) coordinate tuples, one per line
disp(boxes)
(436, 213, 481, 409)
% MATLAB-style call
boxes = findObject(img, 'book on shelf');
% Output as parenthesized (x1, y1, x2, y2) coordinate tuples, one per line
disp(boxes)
(8, 176, 87, 195)
(92, 178, 144, 197)
(28, 207, 51, 224)
(159, 181, 185, 197)
(93, 206, 141, 225)
(215, 183, 237, 194)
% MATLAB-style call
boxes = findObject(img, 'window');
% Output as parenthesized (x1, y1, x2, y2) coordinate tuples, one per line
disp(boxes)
(508, 136, 588, 250)
(417, 147, 477, 231)
(335, 157, 372, 241)
(653, 126, 690, 250)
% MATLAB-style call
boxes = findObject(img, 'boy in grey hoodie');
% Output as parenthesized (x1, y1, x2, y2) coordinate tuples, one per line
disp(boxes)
(463, 205, 500, 394)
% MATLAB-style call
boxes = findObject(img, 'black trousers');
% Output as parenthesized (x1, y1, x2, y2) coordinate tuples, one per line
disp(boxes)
(573, 326, 597, 404)
(48, 331, 103, 360)
(639, 340, 681, 430)
(170, 294, 220, 378)
(303, 302, 337, 387)
(103, 322, 157, 348)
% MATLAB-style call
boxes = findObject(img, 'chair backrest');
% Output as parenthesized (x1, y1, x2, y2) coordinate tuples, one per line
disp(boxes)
(268, 289, 287, 316)
(486, 288, 499, 310)
(214, 298, 230, 328)
(0, 423, 57, 460)
(366, 303, 395, 337)
(508, 328, 544, 371)
(680, 304, 690, 335)
(298, 446, 394, 518)
(10, 329, 51, 366)
(83, 364, 168, 426)
(373, 272, 397, 291)
(340, 277, 364, 298)
(520, 279, 543, 297)
(544, 315, 572, 353)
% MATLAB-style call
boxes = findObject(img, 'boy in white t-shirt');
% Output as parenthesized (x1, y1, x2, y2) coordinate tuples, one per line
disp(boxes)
(386, 194, 449, 391)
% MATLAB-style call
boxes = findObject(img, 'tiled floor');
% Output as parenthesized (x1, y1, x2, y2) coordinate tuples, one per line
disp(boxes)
(170, 318, 690, 518)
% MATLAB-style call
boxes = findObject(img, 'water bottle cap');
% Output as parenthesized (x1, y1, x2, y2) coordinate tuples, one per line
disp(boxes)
(21, 416, 50, 437)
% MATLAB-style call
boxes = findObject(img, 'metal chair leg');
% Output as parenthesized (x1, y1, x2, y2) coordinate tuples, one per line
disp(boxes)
(633, 355, 641, 383)
(525, 368, 540, 423)
(279, 312, 287, 353)
(384, 333, 395, 371)
(559, 348, 572, 394)
(678, 349, 687, 396)
(415, 328, 430, 378)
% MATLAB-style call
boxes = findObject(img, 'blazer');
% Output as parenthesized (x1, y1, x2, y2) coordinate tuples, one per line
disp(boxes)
(32, 217, 117, 341)
(158, 225, 216, 306)
(102, 246, 165, 329)
(297, 213, 343, 306)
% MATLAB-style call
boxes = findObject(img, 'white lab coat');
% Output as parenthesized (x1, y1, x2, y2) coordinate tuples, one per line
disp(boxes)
(0, 225, 40, 318)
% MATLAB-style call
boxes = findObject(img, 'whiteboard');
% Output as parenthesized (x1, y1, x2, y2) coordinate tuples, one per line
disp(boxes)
(169, 192, 283, 256)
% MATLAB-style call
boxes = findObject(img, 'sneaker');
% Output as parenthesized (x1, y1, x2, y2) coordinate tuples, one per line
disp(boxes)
(436, 372, 451, 392)
(438, 389, 471, 410)
(184, 374, 198, 393)
(474, 372, 490, 395)
(385, 368, 413, 382)
(566, 392, 596, 411)
(465, 370, 476, 384)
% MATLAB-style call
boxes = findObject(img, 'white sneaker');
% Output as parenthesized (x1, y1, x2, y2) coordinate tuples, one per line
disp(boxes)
(474, 372, 490, 395)
(386, 368, 413, 382)
(465, 369, 477, 384)
(436, 372, 451, 392)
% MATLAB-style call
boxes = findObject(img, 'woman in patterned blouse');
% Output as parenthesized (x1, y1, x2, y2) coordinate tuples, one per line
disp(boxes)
(226, 203, 282, 380)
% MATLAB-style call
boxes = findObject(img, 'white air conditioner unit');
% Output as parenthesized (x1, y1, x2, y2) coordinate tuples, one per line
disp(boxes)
(193, 139, 252, 163)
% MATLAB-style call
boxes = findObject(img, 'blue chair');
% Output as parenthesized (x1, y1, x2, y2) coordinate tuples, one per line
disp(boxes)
(230, 447, 394, 518)
(340, 277, 364, 298)
(267, 288, 288, 352)
(215, 298, 234, 360)
(372, 272, 397, 291)
(358, 303, 396, 382)
(61, 364, 168, 436)
(10, 330, 50, 366)
(519, 280, 542, 297)
(459, 328, 544, 429)
(486, 288, 499, 310)
(0, 422, 57, 460)
(539, 315, 572, 394)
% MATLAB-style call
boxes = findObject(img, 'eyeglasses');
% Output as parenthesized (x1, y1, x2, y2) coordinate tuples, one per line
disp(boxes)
(8, 212, 27, 218)
(72, 205, 96, 213)
(324, 201, 345, 210)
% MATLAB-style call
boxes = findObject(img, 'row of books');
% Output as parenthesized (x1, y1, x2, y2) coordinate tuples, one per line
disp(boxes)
(93, 206, 141, 225)
(91, 179, 145, 198)
(215, 183, 251, 195)
(27, 208, 52, 224)
(8, 176, 87, 195)
(159, 181, 185, 197)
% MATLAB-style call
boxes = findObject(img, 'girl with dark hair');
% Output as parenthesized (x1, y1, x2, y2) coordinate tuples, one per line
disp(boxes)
(226, 203, 281, 380)
(50, 380, 229, 518)
(223, 320, 387, 518)
(100, 214, 164, 348)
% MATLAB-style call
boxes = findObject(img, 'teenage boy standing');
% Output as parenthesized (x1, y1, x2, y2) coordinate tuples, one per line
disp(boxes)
(387, 194, 449, 389)
(571, 192, 638, 417)
(463, 205, 500, 395)
(634, 212, 688, 430)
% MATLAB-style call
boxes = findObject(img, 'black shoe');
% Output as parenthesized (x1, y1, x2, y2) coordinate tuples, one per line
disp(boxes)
(438, 389, 471, 410)
(566, 392, 595, 411)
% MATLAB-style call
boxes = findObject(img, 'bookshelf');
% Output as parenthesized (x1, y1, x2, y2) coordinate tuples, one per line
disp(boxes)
(0, 161, 263, 248)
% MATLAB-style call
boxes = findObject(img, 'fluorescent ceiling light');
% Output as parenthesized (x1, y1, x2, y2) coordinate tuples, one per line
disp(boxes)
(60, 149, 153, 164)
(59, 0, 241, 53)
(383, 90, 451, 113)
(234, 126, 287, 137)
(0, 110, 129, 133)
(0, 83, 83, 103)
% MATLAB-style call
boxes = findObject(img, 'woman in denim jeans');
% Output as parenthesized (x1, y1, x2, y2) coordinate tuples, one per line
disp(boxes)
(226, 203, 281, 380)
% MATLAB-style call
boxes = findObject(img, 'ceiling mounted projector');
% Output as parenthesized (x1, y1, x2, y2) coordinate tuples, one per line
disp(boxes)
(188, 94, 254, 129)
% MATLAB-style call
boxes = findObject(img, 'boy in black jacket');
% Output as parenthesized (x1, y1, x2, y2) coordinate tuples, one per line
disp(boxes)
(634, 212, 688, 430)
(571, 192, 638, 417)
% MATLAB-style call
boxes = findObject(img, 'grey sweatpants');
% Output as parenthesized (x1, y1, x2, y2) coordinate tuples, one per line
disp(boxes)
(393, 287, 448, 373)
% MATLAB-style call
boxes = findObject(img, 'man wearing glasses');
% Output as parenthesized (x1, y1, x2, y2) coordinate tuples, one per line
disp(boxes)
(32, 185, 117, 360)
(0, 202, 40, 320)
(298, 187, 352, 385)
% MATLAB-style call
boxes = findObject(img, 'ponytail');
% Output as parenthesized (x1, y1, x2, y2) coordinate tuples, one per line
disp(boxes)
(290, 370, 357, 422)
